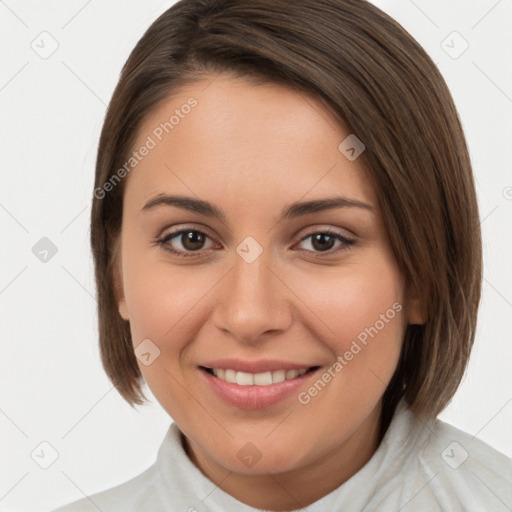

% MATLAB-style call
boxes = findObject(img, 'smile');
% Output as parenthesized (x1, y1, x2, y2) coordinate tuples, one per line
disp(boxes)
(205, 367, 310, 386)
(199, 362, 321, 409)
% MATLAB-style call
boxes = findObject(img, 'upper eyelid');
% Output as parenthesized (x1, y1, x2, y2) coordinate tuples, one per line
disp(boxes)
(159, 225, 355, 249)
(159, 224, 218, 243)
(159, 224, 354, 239)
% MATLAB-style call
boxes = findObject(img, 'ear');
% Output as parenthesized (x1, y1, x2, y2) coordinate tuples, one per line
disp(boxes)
(112, 238, 129, 321)
(406, 283, 427, 325)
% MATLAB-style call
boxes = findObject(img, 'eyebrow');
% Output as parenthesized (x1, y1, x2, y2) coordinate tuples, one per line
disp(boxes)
(141, 193, 374, 223)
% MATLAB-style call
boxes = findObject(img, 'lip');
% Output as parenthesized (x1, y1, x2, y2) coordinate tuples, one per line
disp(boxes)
(200, 358, 315, 373)
(198, 362, 320, 410)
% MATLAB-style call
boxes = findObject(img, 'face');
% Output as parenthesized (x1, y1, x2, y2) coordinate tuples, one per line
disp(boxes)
(114, 75, 425, 482)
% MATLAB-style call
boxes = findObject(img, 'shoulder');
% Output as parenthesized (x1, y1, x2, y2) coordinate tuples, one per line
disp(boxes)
(405, 414, 512, 510)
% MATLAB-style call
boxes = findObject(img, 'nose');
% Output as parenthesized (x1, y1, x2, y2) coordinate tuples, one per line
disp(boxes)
(211, 249, 293, 344)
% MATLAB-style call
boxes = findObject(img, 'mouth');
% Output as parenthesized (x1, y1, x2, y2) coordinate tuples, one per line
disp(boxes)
(198, 362, 322, 409)
(200, 366, 319, 386)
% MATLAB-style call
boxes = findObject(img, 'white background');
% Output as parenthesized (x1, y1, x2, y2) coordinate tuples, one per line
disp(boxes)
(1, 1, 511, 510)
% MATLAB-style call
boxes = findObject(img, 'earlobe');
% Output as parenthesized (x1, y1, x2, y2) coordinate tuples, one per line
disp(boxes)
(118, 299, 129, 321)
(114, 272, 129, 321)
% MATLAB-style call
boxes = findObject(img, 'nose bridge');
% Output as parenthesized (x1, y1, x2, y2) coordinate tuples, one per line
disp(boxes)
(213, 242, 292, 342)
(232, 248, 271, 302)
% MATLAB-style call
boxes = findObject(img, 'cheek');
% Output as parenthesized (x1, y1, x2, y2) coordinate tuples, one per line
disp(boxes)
(122, 249, 219, 352)
(290, 261, 405, 394)
(121, 252, 205, 412)
(293, 261, 403, 343)
(332, 279, 403, 346)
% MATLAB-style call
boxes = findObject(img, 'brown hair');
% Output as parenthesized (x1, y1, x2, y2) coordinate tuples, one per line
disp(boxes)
(90, 0, 482, 428)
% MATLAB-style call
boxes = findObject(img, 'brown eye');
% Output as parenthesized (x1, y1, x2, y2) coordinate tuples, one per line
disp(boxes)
(178, 231, 207, 251)
(157, 229, 216, 257)
(297, 231, 355, 254)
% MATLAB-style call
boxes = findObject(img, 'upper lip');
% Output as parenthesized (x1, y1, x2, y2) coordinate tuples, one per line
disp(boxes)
(200, 358, 318, 373)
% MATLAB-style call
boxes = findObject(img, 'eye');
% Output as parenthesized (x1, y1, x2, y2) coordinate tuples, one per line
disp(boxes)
(154, 227, 355, 258)
(296, 229, 355, 254)
(155, 228, 217, 258)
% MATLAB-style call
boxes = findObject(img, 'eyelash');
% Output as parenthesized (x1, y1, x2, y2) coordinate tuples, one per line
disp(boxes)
(154, 227, 355, 258)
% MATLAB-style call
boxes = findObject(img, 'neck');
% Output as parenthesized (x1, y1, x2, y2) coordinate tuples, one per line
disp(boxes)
(183, 403, 385, 510)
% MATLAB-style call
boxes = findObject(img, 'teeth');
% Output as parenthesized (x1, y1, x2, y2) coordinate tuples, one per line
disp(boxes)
(286, 369, 299, 379)
(254, 371, 272, 385)
(210, 367, 310, 386)
(272, 369, 286, 383)
(236, 371, 254, 385)
(225, 369, 237, 383)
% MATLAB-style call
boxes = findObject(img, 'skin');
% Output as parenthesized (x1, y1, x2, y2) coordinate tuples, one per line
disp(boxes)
(113, 74, 426, 510)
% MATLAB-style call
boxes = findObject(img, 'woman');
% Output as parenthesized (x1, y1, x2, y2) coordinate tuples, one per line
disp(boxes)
(54, 0, 512, 510)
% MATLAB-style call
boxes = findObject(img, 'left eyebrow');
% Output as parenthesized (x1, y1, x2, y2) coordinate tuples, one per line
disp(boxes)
(279, 196, 375, 221)
(141, 194, 375, 223)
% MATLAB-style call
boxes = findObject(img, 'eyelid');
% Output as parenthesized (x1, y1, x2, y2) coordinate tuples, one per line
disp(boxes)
(295, 228, 355, 253)
(297, 225, 354, 240)
(158, 223, 355, 242)
(154, 224, 356, 258)
(158, 223, 217, 241)
(156, 225, 219, 256)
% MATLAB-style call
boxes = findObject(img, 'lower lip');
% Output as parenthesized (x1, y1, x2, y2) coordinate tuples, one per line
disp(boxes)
(199, 367, 318, 409)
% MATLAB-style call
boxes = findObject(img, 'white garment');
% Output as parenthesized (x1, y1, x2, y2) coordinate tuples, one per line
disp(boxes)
(52, 400, 512, 511)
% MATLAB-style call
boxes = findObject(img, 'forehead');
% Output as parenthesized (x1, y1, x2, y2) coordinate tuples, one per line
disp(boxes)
(125, 75, 378, 217)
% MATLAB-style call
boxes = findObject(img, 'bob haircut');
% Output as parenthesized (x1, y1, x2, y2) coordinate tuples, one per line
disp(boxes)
(90, 0, 482, 429)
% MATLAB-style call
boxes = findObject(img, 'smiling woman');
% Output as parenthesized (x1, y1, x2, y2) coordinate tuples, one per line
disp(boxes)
(53, 0, 512, 511)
